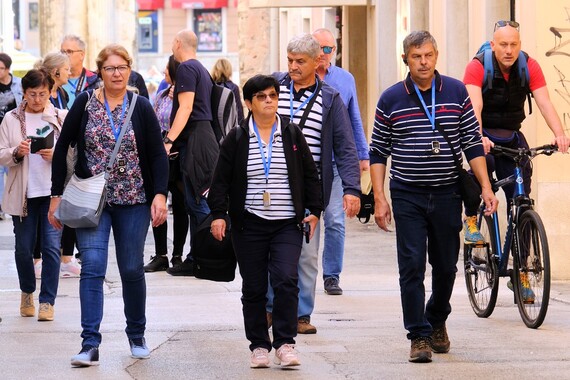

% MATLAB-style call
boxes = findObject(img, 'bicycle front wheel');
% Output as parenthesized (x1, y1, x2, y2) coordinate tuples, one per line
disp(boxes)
(464, 214, 499, 318)
(513, 210, 550, 329)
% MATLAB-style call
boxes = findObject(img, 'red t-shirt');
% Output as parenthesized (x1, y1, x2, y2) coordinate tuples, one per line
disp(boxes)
(463, 56, 546, 92)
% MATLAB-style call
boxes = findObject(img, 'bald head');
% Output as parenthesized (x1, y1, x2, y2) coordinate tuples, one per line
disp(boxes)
(491, 25, 521, 73)
(177, 29, 198, 51)
(172, 29, 197, 62)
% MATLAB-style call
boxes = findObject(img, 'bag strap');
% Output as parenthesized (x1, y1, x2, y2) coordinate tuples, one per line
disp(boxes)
(105, 93, 138, 179)
(411, 91, 463, 171)
(296, 77, 321, 129)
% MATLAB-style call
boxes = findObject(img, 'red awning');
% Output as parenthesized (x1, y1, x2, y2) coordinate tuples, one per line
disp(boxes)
(137, 0, 164, 10)
(171, 0, 228, 8)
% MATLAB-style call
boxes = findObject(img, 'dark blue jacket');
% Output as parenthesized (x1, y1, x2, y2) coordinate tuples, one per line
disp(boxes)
(208, 114, 323, 230)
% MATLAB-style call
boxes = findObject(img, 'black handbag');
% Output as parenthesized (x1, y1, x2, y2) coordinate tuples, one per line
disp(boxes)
(192, 214, 236, 282)
(435, 123, 481, 211)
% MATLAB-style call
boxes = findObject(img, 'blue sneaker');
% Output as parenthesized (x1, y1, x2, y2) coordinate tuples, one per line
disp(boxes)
(71, 345, 99, 367)
(463, 216, 485, 244)
(129, 337, 150, 359)
(507, 273, 535, 303)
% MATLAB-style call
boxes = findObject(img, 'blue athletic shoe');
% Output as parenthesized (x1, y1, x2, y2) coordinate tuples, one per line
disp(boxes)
(464, 216, 485, 244)
(507, 273, 535, 303)
(129, 337, 150, 359)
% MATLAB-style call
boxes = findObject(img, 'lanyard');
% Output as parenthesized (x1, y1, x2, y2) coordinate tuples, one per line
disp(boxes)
(413, 78, 436, 130)
(289, 81, 316, 122)
(104, 91, 128, 140)
(252, 119, 277, 184)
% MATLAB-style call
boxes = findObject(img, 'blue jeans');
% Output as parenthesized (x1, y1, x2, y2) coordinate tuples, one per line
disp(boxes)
(391, 188, 462, 340)
(13, 196, 62, 304)
(322, 163, 345, 280)
(267, 220, 321, 319)
(74, 204, 150, 348)
(233, 213, 302, 351)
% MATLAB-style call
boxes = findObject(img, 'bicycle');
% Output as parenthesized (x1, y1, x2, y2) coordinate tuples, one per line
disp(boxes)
(463, 144, 557, 329)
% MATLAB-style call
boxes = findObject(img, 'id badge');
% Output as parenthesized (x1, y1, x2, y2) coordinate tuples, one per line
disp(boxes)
(263, 191, 271, 208)
(431, 141, 441, 155)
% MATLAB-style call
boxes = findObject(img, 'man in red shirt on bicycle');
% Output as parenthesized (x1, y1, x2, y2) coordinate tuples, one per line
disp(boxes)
(463, 20, 570, 299)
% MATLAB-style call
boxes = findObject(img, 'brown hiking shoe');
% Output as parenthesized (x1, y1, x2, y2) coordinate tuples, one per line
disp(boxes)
(266, 312, 272, 329)
(38, 303, 54, 321)
(297, 317, 317, 334)
(431, 324, 450, 353)
(409, 337, 432, 363)
(20, 292, 35, 317)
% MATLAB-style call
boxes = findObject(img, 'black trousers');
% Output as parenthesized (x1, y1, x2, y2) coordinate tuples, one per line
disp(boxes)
(232, 212, 302, 351)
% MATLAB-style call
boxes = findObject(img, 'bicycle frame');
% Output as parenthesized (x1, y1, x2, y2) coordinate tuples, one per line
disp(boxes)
(484, 163, 533, 277)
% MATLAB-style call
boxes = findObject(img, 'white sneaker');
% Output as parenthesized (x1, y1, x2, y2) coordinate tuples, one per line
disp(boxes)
(34, 260, 42, 280)
(60, 260, 81, 278)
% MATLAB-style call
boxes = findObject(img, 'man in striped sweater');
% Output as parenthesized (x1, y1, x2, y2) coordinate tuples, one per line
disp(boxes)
(369, 31, 498, 363)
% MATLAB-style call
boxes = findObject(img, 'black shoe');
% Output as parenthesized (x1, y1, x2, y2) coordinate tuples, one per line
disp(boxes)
(144, 255, 169, 272)
(171, 256, 183, 268)
(324, 277, 343, 295)
(431, 324, 450, 353)
(71, 345, 99, 367)
(166, 258, 194, 276)
(409, 337, 432, 363)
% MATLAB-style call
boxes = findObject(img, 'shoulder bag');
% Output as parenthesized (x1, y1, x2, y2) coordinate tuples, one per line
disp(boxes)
(55, 93, 138, 228)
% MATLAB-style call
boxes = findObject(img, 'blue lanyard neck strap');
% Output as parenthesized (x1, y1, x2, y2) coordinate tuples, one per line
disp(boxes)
(413, 78, 436, 130)
(252, 119, 277, 183)
(104, 90, 128, 140)
(289, 80, 316, 122)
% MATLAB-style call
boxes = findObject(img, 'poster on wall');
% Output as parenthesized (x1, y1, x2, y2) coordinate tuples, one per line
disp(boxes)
(194, 9, 223, 52)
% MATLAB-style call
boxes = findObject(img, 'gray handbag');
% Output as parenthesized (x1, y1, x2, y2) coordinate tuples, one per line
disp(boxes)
(55, 93, 138, 228)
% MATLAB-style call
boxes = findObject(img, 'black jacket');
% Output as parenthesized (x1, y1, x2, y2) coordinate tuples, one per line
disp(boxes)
(208, 114, 323, 230)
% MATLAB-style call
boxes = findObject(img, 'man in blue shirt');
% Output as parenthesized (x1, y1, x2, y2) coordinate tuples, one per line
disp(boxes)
(312, 29, 369, 295)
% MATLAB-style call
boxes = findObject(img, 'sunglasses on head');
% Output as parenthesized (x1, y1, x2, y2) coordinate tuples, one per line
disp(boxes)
(321, 46, 334, 54)
(494, 20, 520, 31)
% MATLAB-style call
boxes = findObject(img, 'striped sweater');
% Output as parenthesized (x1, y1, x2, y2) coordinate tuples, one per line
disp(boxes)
(369, 71, 484, 192)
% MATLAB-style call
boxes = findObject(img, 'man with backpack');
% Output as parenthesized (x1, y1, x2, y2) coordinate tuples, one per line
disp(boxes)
(164, 29, 220, 276)
(462, 20, 569, 243)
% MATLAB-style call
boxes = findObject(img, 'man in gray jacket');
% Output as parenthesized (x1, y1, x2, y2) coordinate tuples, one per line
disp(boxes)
(267, 33, 361, 334)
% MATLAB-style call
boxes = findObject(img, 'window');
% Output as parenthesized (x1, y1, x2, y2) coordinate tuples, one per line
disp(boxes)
(194, 9, 223, 52)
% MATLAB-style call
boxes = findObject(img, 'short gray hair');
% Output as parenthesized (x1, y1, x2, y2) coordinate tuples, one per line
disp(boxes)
(402, 30, 438, 57)
(287, 34, 321, 59)
(61, 34, 86, 51)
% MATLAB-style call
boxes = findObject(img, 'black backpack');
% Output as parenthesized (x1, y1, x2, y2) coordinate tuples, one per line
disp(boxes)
(210, 77, 239, 144)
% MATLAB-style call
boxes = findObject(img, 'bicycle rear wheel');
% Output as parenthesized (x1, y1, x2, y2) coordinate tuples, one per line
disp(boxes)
(464, 214, 499, 318)
(513, 210, 550, 329)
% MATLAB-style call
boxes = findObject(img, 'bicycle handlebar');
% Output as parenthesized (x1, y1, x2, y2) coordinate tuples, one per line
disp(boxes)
(490, 144, 558, 159)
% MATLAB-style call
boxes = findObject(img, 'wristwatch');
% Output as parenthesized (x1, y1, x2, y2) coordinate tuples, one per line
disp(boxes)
(163, 136, 174, 144)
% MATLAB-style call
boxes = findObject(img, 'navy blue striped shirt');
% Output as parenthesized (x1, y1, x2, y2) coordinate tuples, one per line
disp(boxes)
(369, 72, 484, 190)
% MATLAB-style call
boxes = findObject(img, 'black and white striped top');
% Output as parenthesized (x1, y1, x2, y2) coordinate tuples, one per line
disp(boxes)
(245, 116, 295, 220)
(277, 82, 323, 175)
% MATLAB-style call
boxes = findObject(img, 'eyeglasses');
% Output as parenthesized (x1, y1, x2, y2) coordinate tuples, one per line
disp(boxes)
(25, 91, 50, 100)
(494, 20, 520, 31)
(321, 46, 334, 54)
(102, 65, 130, 75)
(253, 92, 279, 102)
(60, 49, 83, 55)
